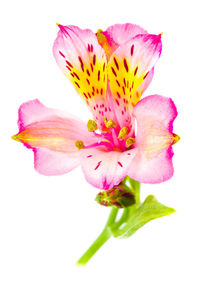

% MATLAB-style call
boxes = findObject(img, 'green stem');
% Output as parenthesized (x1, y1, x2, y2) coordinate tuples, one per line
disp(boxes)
(111, 207, 130, 231)
(76, 207, 119, 266)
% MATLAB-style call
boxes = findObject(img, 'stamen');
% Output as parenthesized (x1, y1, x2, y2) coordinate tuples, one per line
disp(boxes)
(87, 119, 98, 132)
(106, 120, 116, 128)
(104, 117, 116, 128)
(118, 127, 129, 139)
(85, 141, 113, 151)
(172, 133, 180, 145)
(75, 140, 85, 150)
(111, 128, 120, 148)
(125, 137, 136, 147)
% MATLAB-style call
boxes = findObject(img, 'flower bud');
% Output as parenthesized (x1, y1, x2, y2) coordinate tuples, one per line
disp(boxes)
(95, 183, 136, 208)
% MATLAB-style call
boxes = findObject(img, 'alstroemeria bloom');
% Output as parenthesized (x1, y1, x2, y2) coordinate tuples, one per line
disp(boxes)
(13, 23, 179, 190)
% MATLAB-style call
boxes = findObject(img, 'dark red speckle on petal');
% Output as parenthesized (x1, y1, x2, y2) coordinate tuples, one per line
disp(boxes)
(134, 66, 138, 76)
(83, 93, 88, 99)
(123, 78, 126, 87)
(73, 72, 80, 80)
(114, 57, 119, 70)
(93, 54, 96, 66)
(75, 81, 80, 88)
(116, 99, 120, 106)
(95, 161, 102, 170)
(118, 161, 123, 167)
(123, 58, 129, 72)
(66, 60, 73, 68)
(111, 67, 117, 77)
(59, 51, 65, 58)
(116, 80, 121, 87)
(143, 72, 149, 79)
(130, 44, 134, 56)
(90, 63, 94, 72)
(78, 56, 84, 72)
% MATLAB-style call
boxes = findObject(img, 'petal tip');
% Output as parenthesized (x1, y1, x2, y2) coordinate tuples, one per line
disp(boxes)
(12, 134, 19, 142)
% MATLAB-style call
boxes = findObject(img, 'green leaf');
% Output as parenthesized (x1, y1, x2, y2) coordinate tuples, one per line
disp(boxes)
(110, 195, 175, 238)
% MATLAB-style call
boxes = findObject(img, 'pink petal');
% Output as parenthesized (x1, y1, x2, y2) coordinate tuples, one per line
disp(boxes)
(128, 148, 174, 183)
(107, 34, 162, 128)
(103, 23, 147, 53)
(128, 95, 178, 183)
(15, 99, 96, 175)
(53, 25, 112, 129)
(80, 147, 136, 190)
(34, 148, 80, 175)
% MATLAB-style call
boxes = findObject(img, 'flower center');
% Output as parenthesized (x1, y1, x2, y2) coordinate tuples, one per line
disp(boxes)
(75, 119, 136, 152)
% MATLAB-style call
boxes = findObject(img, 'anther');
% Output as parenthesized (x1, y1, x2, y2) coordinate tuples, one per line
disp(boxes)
(75, 140, 85, 150)
(118, 127, 129, 139)
(87, 120, 98, 132)
(125, 137, 136, 147)
(104, 117, 116, 128)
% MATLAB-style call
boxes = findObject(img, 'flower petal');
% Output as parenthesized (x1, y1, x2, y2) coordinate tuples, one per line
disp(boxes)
(107, 34, 162, 127)
(132, 68, 154, 104)
(80, 147, 136, 190)
(128, 95, 178, 183)
(100, 23, 147, 58)
(53, 25, 111, 128)
(34, 148, 80, 175)
(14, 99, 96, 175)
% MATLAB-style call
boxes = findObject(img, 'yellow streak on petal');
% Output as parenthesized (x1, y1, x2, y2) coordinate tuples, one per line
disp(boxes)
(12, 128, 77, 153)
(96, 29, 112, 60)
(12, 134, 20, 142)
(172, 133, 180, 145)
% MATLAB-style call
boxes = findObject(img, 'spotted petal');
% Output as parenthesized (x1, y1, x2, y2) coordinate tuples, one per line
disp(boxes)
(80, 147, 136, 190)
(53, 25, 113, 128)
(107, 34, 162, 127)
(14, 99, 95, 175)
(128, 95, 178, 183)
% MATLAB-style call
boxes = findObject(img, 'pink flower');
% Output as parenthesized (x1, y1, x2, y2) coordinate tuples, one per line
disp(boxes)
(13, 23, 179, 190)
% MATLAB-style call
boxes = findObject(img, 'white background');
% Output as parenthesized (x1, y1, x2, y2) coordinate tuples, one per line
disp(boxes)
(0, 0, 200, 299)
